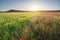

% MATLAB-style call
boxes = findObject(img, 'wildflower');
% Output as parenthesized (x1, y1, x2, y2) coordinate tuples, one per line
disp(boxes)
(29, 37, 33, 40)
(19, 38, 23, 40)
(23, 37, 26, 40)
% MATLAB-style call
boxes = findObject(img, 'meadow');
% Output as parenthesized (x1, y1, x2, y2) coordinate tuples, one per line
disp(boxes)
(0, 12, 60, 40)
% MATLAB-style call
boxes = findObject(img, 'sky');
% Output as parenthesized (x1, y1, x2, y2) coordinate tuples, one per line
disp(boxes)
(0, 0, 60, 11)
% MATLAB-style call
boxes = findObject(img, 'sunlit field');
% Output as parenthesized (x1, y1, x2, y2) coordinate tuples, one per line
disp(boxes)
(0, 12, 60, 40)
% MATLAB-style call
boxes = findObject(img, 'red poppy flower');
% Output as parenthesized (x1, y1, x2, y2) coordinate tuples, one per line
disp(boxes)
(29, 37, 32, 40)
(19, 38, 23, 40)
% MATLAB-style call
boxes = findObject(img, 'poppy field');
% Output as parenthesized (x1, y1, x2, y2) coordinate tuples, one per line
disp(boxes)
(0, 12, 60, 40)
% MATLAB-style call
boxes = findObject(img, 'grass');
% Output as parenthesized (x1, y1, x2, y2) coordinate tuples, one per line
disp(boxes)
(0, 12, 60, 40)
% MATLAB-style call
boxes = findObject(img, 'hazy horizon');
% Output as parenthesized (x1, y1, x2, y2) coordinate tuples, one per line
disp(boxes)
(0, 0, 60, 11)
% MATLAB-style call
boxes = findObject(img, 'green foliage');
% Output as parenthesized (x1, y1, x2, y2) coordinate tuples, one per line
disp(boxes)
(0, 12, 60, 40)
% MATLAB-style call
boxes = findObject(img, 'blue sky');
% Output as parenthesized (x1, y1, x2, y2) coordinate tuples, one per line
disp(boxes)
(0, 0, 60, 11)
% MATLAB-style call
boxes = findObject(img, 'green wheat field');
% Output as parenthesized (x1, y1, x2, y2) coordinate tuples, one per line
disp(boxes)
(0, 12, 60, 40)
